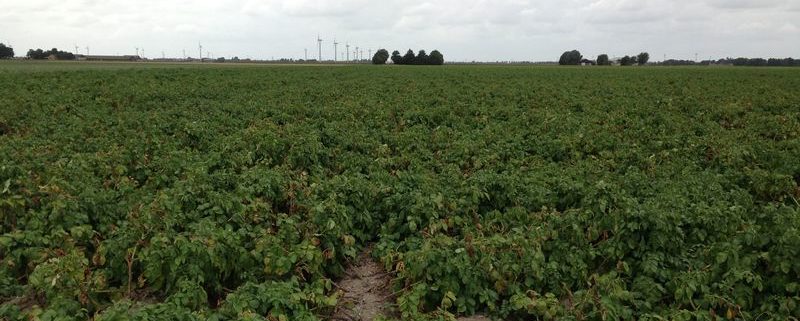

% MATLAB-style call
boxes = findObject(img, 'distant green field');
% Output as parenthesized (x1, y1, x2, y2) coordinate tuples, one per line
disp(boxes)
(0, 60, 353, 71)
(1, 63, 799, 320)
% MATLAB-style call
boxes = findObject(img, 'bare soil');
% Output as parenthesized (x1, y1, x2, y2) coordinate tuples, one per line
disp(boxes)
(331, 248, 394, 321)
(329, 248, 491, 321)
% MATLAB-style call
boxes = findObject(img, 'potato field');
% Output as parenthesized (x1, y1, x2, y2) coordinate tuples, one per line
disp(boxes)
(1, 62, 799, 320)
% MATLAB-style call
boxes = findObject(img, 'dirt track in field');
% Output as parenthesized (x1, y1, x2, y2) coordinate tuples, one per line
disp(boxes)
(331, 248, 491, 321)
(332, 249, 394, 321)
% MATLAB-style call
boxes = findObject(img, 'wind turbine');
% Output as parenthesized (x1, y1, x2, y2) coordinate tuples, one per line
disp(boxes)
(355, 46, 359, 61)
(317, 35, 323, 61)
(86, 46, 89, 55)
(305, 48, 308, 61)
(346, 43, 350, 61)
(74, 44, 79, 55)
(135, 47, 139, 56)
(368, 49, 372, 61)
(198, 42, 203, 60)
(333, 39, 338, 62)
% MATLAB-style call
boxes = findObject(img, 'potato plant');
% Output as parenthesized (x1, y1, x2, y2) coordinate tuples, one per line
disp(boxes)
(0, 64, 799, 320)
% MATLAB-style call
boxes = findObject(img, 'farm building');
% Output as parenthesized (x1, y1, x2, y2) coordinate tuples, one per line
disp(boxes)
(75, 55, 141, 61)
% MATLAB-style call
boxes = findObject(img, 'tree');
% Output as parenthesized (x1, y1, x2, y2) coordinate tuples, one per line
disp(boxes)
(0, 43, 14, 59)
(372, 49, 390, 65)
(391, 50, 402, 64)
(748, 58, 767, 66)
(388, 49, 443, 65)
(559, 50, 582, 65)
(662, 59, 697, 66)
(620, 55, 633, 66)
(27, 49, 45, 59)
(429, 50, 444, 65)
(415, 50, 428, 65)
(26, 48, 74, 60)
(728, 57, 800, 67)
(637, 52, 650, 65)
(597, 54, 610, 66)
(732, 57, 749, 66)
(402, 49, 416, 65)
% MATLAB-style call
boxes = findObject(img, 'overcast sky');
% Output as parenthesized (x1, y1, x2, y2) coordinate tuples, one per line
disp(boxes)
(1, 0, 798, 61)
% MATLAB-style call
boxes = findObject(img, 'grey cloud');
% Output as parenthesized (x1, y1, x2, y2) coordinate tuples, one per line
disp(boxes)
(248, 0, 372, 18)
(705, 0, 787, 9)
(0, 0, 798, 61)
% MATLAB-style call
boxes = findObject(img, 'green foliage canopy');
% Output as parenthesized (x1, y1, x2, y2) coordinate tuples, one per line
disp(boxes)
(597, 54, 610, 66)
(372, 49, 390, 65)
(637, 52, 650, 65)
(0, 43, 13, 59)
(26, 48, 75, 60)
(559, 50, 582, 65)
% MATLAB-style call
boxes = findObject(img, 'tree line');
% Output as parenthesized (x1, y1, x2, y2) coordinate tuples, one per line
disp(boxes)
(26, 48, 76, 60)
(619, 53, 649, 66)
(0, 43, 14, 59)
(659, 57, 800, 67)
(560, 50, 649, 66)
(562, 50, 800, 67)
(371, 49, 444, 65)
(729, 57, 800, 67)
